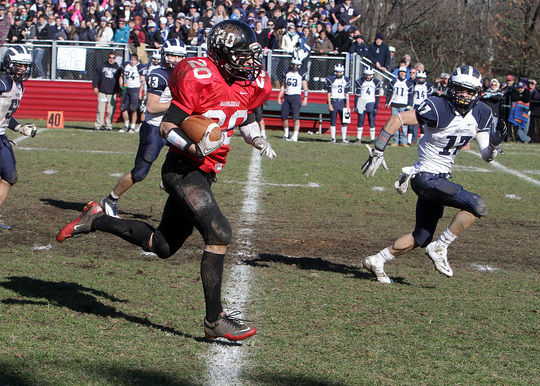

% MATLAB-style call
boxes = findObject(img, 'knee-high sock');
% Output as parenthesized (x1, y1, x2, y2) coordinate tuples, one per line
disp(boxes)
(93, 215, 154, 248)
(201, 250, 225, 323)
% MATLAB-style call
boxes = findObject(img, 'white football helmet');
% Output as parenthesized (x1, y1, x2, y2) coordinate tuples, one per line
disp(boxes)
(161, 38, 187, 70)
(2, 45, 32, 81)
(334, 64, 344, 73)
(448, 65, 482, 112)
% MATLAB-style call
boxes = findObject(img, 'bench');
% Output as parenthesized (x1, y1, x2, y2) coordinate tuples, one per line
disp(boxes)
(262, 99, 331, 134)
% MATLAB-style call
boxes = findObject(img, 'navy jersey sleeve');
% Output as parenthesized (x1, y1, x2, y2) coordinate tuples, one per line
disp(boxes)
(473, 101, 493, 133)
(0, 75, 12, 93)
(345, 76, 350, 93)
(326, 75, 334, 92)
(300, 70, 308, 82)
(146, 69, 168, 96)
(415, 97, 439, 127)
(137, 63, 145, 76)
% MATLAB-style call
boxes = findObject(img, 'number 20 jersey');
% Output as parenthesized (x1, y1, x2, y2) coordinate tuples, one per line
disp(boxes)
(413, 96, 492, 174)
(168, 57, 271, 174)
(0, 74, 23, 136)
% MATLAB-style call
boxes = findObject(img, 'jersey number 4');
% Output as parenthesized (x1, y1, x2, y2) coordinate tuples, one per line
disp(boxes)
(439, 135, 472, 155)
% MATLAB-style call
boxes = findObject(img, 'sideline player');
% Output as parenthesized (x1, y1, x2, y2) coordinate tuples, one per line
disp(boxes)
(354, 67, 381, 142)
(277, 58, 308, 142)
(326, 64, 350, 143)
(101, 39, 186, 218)
(407, 70, 433, 145)
(0, 45, 37, 230)
(57, 20, 277, 341)
(361, 65, 506, 283)
(119, 53, 145, 133)
(386, 66, 414, 146)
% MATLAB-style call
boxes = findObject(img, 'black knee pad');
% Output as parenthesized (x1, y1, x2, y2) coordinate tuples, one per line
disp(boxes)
(206, 213, 232, 245)
(148, 230, 173, 259)
(467, 194, 488, 217)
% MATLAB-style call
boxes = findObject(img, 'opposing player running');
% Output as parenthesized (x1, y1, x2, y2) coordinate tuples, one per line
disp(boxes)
(0, 45, 37, 230)
(101, 39, 186, 218)
(57, 20, 276, 341)
(361, 65, 506, 283)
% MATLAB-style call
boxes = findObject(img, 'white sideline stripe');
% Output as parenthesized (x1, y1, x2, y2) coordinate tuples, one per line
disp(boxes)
(205, 149, 262, 385)
(466, 150, 540, 186)
(222, 179, 320, 188)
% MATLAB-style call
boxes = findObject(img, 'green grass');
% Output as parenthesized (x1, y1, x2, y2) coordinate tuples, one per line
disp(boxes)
(0, 126, 539, 384)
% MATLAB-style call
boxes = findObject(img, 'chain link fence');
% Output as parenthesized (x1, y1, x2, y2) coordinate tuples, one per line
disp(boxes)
(8, 41, 392, 93)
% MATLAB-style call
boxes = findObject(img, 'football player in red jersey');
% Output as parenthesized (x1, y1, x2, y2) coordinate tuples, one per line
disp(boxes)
(57, 20, 276, 341)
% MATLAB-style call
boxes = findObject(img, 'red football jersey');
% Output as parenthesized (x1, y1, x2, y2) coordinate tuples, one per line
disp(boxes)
(168, 57, 272, 174)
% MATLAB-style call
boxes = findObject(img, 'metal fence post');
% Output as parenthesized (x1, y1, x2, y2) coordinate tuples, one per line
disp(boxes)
(51, 40, 57, 80)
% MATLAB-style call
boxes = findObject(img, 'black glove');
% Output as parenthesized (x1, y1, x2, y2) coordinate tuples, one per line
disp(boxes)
(490, 120, 507, 147)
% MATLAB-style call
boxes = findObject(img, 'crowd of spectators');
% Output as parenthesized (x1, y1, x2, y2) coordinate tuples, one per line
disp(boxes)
(0, 0, 537, 141)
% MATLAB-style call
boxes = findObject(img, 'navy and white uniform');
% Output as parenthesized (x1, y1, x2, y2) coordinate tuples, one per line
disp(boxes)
(409, 96, 493, 247)
(326, 74, 350, 126)
(0, 74, 24, 185)
(280, 69, 307, 120)
(354, 77, 381, 128)
(120, 62, 145, 111)
(387, 76, 414, 144)
(408, 81, 434, 141)
(130, 66, 171, 182)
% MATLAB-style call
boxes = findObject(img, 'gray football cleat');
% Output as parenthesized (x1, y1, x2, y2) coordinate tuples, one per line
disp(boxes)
(204, 311, 256, 341)
(362, 254, 393, 284)
(425, 241, 453, 277)
(100, 196, 120, 218)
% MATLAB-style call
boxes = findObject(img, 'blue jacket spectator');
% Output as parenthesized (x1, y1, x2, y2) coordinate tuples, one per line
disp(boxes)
(348, 33, 368, 56)
(113, 18, 130, 43)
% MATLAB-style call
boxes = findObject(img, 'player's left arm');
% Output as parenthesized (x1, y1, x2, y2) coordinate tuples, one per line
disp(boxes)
(9, 117, 37, 137)
(239, 113, 276, 159)
(476, 107, 503, 162)
(301, 79, 309, 106)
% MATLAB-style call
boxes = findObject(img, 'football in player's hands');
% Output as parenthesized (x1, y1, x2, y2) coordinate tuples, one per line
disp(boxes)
(180, 115, 222, 143)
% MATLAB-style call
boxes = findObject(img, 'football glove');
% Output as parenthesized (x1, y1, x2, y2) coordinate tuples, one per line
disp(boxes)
(15, 124, 37, 137)
(394, 173, 411, 195)
(195, 127, 226, 157)
(253, 137, 277, 159)
(489, 121, 507, 147)
(361, 144, 388, 177)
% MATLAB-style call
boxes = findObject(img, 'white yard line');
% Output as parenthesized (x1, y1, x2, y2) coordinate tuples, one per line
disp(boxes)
(205, 148, 262, 386)
(16, 147, 133, 155)
(466, 150, 540, 187)
(222, 179, 320, 188)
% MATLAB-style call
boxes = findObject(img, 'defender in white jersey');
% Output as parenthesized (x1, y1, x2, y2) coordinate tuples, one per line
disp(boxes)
(361, 65, 506, 283)
(326, 64, 351, 143)
(277, 58, 308, 142)
(0, 45, 36, 230)
(101, 39, 186, 218)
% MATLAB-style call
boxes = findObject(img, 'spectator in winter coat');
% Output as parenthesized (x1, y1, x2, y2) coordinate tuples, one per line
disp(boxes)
(348, 33, 368, 56)
(281, 23, 300, 52)
(50, 16, 68, 40)
(113, 18, 130, 43)
(311, 29, 334, 53)
(367, 33, 390, 74)
(480, 78, 503, 130)
(79, 19, 97, 41)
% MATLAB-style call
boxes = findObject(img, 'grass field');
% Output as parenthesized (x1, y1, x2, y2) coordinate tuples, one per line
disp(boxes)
(0, 123, 538, 385)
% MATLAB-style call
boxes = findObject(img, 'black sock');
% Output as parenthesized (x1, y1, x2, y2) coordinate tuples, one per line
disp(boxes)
(92, 216, 155, 248)
(200, 250, 225, 323)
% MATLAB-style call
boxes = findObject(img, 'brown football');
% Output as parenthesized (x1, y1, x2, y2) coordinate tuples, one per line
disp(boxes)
(180, 115, 222, 143)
